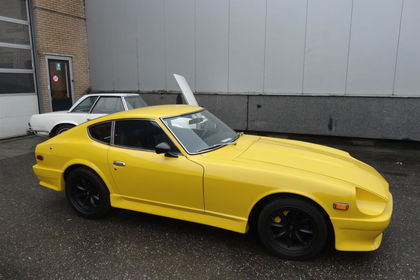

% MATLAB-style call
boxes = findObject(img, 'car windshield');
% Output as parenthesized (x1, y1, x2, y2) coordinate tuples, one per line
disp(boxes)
(124, 96, 148, 110)
(162, 109, 238, 154)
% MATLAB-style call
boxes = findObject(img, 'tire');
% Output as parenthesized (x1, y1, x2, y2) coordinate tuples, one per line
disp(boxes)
(257, 197, 328, 260)
(50, 124, 74, 137)
(65, 167, 111, 219)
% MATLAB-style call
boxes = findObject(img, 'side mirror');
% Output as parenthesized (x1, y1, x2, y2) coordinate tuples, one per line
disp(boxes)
(155, 142, 178, 158)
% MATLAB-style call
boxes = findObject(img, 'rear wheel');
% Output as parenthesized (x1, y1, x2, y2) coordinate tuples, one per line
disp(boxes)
(50, 124, 74, 137)
(257, 197, 328, 260)
(65, 167, 111, 219)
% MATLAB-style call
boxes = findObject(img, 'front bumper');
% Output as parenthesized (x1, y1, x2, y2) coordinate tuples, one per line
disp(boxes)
(331, 193, 393, 251)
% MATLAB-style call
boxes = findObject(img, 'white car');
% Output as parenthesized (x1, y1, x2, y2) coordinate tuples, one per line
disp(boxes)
(28, 93, 148, 137)
(28, 74, 199, 137)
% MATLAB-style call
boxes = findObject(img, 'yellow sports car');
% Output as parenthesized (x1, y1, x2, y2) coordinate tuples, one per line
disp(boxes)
(33, 105, 392, 259)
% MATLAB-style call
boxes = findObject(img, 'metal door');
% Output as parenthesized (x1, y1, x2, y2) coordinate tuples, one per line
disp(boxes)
(48, 59, 72, 111)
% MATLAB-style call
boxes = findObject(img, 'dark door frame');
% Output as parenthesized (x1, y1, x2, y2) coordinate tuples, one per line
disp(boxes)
(45, 54, 74, 111)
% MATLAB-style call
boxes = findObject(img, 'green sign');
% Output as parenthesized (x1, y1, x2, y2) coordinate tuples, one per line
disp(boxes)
(55, 63, 61, 71)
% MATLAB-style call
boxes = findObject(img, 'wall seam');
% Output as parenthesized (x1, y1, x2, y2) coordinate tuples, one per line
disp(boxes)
(194, 0, 197, 91)
(262, 0, 268, 93)
(163, 0, 167, 91)
(227, 0, 231, 93)
(392, 0, 405, 97)
(344, 0, 354, 96)
(136, 37, 140, 91)
(301, 0, 309, 95)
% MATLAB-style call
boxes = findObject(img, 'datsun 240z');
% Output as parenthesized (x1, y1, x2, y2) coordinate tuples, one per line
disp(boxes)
(32, 103, 392, 260)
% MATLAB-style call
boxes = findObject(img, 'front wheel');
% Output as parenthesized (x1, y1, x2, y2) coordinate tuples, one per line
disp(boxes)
(257, 197, 328, 260)
(65, 167, 111, 219)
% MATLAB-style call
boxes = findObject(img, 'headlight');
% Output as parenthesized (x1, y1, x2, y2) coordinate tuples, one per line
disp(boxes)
(355, 187, 387, 216)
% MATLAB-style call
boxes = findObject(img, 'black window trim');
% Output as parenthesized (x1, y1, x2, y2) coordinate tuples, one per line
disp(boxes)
(87, 120, 113, 145)
(87, 118, 182, 155)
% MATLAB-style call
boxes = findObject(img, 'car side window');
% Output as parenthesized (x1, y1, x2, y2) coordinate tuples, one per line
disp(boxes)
(91, 97, 124, 114)
(89, 122, 112, 144)
(114, 119, 179, 152)
(71, 96, 98, 113)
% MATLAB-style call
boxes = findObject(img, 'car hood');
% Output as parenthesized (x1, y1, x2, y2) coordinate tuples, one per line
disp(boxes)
(234, 136, 389, 199)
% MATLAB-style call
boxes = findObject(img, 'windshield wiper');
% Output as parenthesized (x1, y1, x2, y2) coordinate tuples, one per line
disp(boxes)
(196, 141, 237, 153)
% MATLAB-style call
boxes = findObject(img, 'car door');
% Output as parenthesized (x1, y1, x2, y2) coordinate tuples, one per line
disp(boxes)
(108, 119, 204, 212)
(87, 96, 125, 121)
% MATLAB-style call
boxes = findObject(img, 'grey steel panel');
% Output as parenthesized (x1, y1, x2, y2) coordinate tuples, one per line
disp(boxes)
(228, 0, 265, 93)
(164, 0, 195, 91)
(137, 0, 166, 91)
(303, 0, 352, 95)
(195, 0, 229, 92)
(111, 0, 138, 91)
(394, 0, 420, 97)
(86, 0, 115, 90)
(264, 0, 306, 94)
(346, 0, 402, 95)
(85, 0, 420, 98)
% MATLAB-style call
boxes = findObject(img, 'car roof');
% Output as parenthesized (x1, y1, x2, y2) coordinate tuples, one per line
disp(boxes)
(86, 93, 140, 97)
(99, 104, 203, 120)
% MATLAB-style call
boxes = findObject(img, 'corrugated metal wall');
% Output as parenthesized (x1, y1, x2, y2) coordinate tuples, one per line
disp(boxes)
(85, 0, 420, 97)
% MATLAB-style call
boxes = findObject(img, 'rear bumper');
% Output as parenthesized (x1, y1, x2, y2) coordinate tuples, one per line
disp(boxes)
(331, 193, 393, 251)
(33, 164, 64, 191)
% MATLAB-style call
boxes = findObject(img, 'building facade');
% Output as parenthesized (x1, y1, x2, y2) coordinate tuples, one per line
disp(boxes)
(0, 0, 38, 138)
(86, 0, 420, 141)
(1, 0, 420, 141)
(0, 0, 89, 139)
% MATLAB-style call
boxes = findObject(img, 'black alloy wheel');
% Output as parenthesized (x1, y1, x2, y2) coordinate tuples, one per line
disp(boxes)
(257, 197, 328, 260)
(65, 167, 111, 219)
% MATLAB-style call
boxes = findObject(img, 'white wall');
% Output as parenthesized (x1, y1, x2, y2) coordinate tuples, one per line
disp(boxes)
(86, 0, 420, 97)
(0, 94, 39, 138)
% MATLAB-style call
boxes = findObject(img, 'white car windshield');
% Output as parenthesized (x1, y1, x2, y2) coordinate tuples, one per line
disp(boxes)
(125, 96, 148, 110)
(162, 110, 238, 154)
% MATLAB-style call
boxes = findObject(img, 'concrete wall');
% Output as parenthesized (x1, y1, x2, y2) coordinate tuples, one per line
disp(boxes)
(142, 93, 420, 141)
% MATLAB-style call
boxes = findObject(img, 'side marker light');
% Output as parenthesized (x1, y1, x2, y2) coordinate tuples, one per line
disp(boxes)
(333, 202, 349, 211)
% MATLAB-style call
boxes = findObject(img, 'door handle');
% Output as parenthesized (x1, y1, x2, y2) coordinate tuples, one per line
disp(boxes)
(113, 161, 126, 167)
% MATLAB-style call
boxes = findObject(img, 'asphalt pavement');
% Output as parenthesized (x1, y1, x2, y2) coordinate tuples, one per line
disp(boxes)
(0, 135, 419, 280)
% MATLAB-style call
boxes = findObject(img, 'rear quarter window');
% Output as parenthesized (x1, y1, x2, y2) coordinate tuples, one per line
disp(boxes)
(89, 122, 112, 144)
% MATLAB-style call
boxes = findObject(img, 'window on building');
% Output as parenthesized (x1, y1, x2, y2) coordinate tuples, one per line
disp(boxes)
(0, 0, 28, 20)
(114, 119, 178, 152)
(0, 0, 35, 95)
(91, 96, 124, 114)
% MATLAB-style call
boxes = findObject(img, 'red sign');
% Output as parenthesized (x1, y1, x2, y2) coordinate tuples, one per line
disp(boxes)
(52, 75, 59, 83)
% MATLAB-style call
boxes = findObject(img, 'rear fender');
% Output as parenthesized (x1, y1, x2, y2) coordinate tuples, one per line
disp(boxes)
(62, 159, 116, 193)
